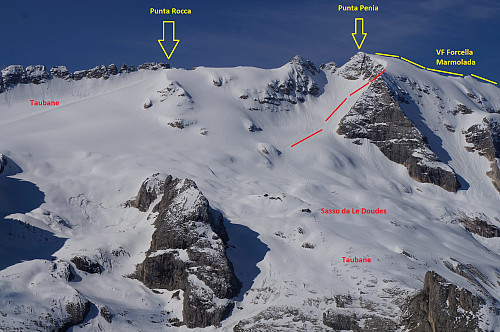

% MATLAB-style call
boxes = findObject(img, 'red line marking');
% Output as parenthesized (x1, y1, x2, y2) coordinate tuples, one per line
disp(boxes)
(291, 129, 323, 147)
(325, 98, 348, 122)
(350, 82, 370, 96)
(370, 69, 386, 82)
(349, 69, 386, 96)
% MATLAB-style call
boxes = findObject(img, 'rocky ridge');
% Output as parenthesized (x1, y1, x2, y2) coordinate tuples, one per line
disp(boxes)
(0, 62, 170, 93)
(240, 55, 325, 112)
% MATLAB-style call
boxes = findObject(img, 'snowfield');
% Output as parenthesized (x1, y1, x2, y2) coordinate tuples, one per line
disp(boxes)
(0, 53, 499, 330)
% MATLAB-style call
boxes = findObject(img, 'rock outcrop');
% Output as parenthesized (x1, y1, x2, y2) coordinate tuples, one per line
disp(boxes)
(1, 65, 50, 91)
(338, 52, 385, 81)
(234, 306, 325, 332)
(0, 260, 90, 331)
(130, 174, 241, 328)
(137, 62, 171, 70)
(403, 271, 484, 332)
(59, 299, 91, 331)
(0, 154, 6, 174)
(456, 214, 500, 238)
(242, 55, 325, 112)
(337, 65, 460, 192)
(50, 66, 73, 80)
(71, 255, 102, 274)
(126, 172, 167, 212)
(322, 310, 359, 330)
(464, 117, 500, 193)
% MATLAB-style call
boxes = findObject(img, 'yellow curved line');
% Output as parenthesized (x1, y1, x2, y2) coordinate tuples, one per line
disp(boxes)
(471, 74, 497, 85)
(376, 52, 497, 85)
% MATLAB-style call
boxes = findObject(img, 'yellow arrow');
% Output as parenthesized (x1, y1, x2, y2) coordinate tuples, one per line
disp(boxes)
(352, 18, 367, 49)
(158, 21, 179, 60)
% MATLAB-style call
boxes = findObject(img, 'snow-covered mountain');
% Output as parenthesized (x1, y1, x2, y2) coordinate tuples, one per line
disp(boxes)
(1, 52, 499, 331)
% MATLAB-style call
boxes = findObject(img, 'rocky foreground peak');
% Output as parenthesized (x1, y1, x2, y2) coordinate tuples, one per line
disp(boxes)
(129, 174, 241, 328)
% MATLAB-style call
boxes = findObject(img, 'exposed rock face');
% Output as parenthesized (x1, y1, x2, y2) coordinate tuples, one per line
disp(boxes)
(50, 261, 75, 282)
(131, 174, 241, 328)
(1, 65, 27, 88)
(0, 154, 6, 174)
(241, 55, 325, 112)
(464, 117, 500, 193)
(442, 258, 496, 298)
(71, 255, 102, 274)
(456, 214, 500, 238)
(107, 64, 118, 75)
(1, 65, 50, 90)
(25, 65, 50, 84)
(403, 271, 484, 332)
(337, 72, 460, 192)
(126, 173, 167, 212)
(338, 52, 385, 81)
(234, 306, 325, 332)
(319, 61, 338, 73)
(322, 310, 359, 330)
(0, 260, 91, 331)
(50, 66, 73, 80)
(99, 306, 113, 323)
(120, 64, 129, 73)
(157, 81, 193, 104)
(59, 300, 91, 331)
(137, 62, 170, 70)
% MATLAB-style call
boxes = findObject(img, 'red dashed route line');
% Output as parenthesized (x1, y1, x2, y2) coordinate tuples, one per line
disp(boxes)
(349, 82, 370, 96)
(325, 98, 347, 122)
(290, 70, 386, 148)
(290, 129, 323, 147)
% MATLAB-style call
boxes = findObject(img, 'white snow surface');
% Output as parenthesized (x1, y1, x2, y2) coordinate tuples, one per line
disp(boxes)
(0, 53, 500, 330)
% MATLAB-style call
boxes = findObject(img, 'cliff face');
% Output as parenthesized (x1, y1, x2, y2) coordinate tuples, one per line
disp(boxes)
(130, 173, 241, 328)
(403, 271, 485, 332)
(464, 117, 500, 193)
(337, 69, 460, 192)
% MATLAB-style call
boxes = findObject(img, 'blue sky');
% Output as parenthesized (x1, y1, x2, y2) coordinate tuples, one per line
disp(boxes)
(1, 0, 499, 82)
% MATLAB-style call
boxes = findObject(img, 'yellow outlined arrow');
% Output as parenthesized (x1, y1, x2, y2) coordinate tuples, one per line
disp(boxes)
(158, 21, 179, 60)
(352, 18, 367, 49)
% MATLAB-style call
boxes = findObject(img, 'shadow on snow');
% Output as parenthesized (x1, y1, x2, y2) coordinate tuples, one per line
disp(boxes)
(0, 156, 66, 271)
(224, 218, 270, 302)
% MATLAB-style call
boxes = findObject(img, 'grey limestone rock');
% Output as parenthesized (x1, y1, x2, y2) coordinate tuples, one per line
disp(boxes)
(50, 66, 73, 80)
(0, 154, 6, 174)
(338, 52, 385, 81)
(25, 65, 50, 84)
(126, 173, 167, 212)
(337, 70, 460, 192)
(131, 174, 241, 328)
(322, 310, 359, 330)
(403, 271, 484, 332)
(108, 64, 118, 75)
(456, 215, 500, 238)
(99, 306, 113, 323)
(70, 255, 102, 274)
(120, 64, 129, 73)
(234, 306, 325, 332)
(464, 117, 500, 193)
(59, 299, 91, 332)
(0, 64, 49, 90)
(137, 62, 170, 70)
